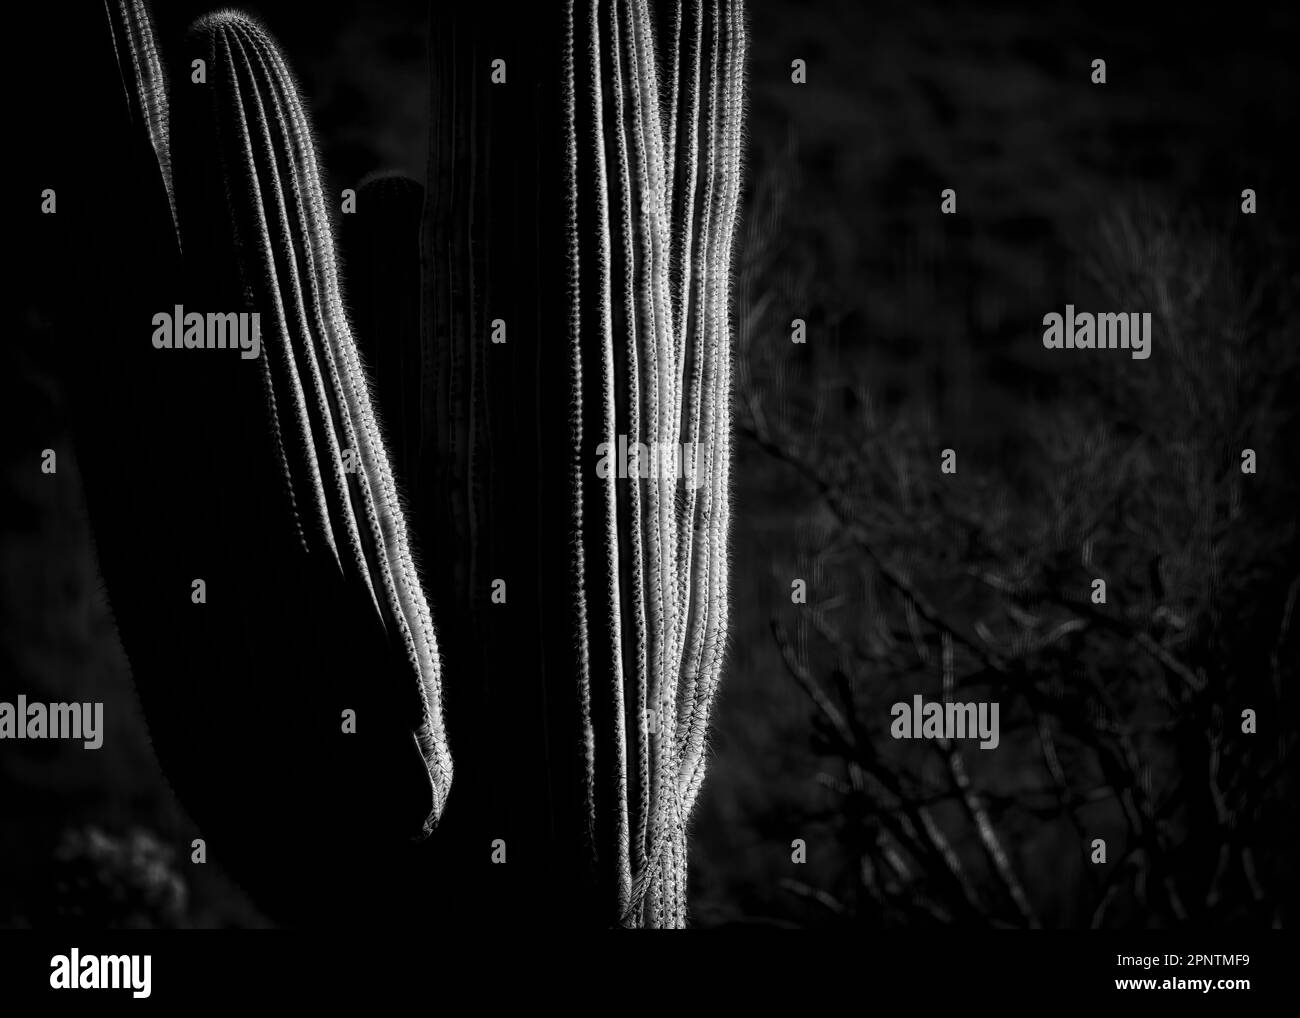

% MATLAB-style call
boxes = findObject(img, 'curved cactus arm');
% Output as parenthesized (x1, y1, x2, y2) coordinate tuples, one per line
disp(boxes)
(183, 11, 453, 831)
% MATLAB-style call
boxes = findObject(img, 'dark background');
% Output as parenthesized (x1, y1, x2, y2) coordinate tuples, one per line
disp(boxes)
(3, 0, 1297, 928)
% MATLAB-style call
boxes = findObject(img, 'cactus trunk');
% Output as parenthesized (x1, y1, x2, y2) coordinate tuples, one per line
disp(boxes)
(422, 0, 745, 927)
(565, 0, 746, 929)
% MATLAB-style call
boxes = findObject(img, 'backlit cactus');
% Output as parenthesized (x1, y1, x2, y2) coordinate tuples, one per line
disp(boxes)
(179, 11, 453, 832)
(560, 0, 747, 928)
(57, 2, 448, 926)
(79, 0, 746, 929)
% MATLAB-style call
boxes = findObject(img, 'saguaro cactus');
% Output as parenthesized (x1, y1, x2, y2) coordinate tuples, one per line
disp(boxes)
(57, 4, 449, 925)
(561, 0, 746, 928)
(421, 0, 745, 928)
(177, 11, 453, 830)
(67, 0, 746, 929)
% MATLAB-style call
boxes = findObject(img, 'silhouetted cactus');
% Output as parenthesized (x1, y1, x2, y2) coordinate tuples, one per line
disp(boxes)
(178, 11, 452, 830)
(59, 3, 445, 926)
(72, 0, 746, 929)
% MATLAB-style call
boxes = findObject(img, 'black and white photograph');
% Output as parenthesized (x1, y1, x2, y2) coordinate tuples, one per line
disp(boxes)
(4, 0, 1297, 1001)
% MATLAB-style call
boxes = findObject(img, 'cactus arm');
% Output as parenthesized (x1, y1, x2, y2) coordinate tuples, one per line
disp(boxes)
(183, 12, 452, 829)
